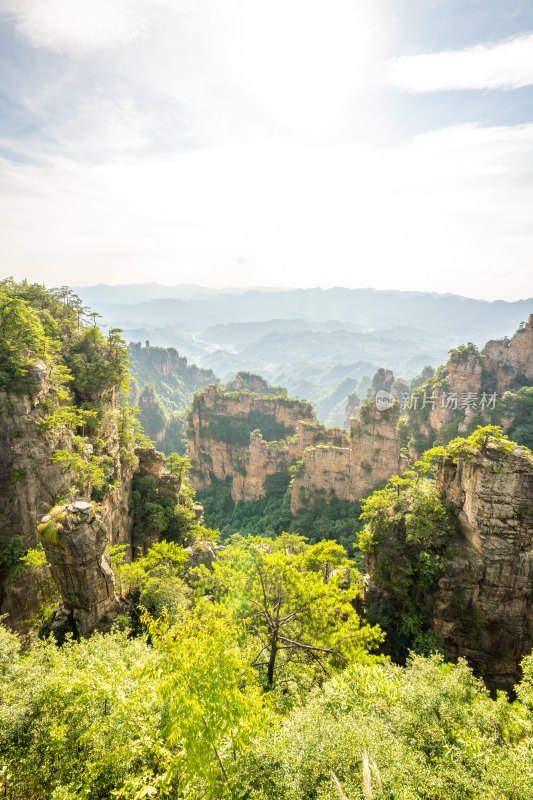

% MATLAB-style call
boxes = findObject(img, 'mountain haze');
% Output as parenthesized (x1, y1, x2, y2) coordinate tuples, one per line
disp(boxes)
(75, 284, 533, 423)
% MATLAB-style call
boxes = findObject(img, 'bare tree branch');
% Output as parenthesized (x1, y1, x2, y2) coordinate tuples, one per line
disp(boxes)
(277, 635, 348, 661)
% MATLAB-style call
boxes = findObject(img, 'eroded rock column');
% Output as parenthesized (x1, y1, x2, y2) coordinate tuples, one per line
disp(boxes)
(39, 500, 119, 637)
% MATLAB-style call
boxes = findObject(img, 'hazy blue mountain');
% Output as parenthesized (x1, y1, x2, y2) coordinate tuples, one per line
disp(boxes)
(73, 283, 288, 306)
(237, 328, 435, 367)
(315, 377, 359, 424)
(203, 318, 366, 345)
(74, 283, 532, 426)
(74, 285, 533, 340)
(120, 326, 205, 356)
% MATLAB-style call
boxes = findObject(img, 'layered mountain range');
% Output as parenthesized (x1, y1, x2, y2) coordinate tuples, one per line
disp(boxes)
(75, 284, 533, 426)
(187, 316, 533, 514)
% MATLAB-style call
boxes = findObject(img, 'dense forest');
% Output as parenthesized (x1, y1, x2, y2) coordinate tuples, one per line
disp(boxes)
(2, 280, 533, 799)
(4, 441, 533, 798)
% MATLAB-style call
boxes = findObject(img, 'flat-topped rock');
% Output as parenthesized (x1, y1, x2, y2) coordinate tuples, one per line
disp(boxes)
(68, 500, 93, 514)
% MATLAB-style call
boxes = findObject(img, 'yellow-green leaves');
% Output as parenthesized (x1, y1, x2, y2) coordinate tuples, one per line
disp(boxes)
(204, 534, 383, 689)
(144, 604, 269, 795)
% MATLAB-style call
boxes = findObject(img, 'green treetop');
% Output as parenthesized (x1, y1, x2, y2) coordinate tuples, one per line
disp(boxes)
(200, 533, 383, 688)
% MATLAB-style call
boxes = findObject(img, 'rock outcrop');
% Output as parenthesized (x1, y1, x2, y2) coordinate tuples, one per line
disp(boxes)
(39, 500, 120, 637)
(129, 342, 188, 376)
(131, 445, 194, 554)
(370, 368, 395, 396)
(188, 382, 403, 509)
(0, 372, 74, 551)
(128, 342, 217, 405)
(137, 384, 166, 442)
(186, 539, 219, 571)
(402, 315, 533, 458)
(188, 384, 315, 495)
(135, 445, 166, 477)
(290, 401, 402, 513)
(483, 314, 533, 394)
(343, 391, 361, 428)
(431, 441, 533, 691)
(0, 367, 135, 630)
(187, 383, 354, 503)
(227, 371, 284, 395)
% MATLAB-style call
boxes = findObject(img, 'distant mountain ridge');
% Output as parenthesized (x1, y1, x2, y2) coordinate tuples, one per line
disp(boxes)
(75, 284, 532, 336)
(75, 283, 533, 425)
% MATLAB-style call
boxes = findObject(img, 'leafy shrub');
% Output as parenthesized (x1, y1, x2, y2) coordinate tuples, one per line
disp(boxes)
(0, 535, 26, 583)
(507, 386, 533, 450)
(0, 290, 52, 392)
(204, 411, 294, 447)
(234, 653, 533, 800)
(131, 474, 197, 546)
(359, 474, 457, 659)
(65, 326, 129, 400)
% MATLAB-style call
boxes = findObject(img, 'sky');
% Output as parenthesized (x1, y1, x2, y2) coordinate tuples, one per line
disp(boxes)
(0, 0, 532, 300)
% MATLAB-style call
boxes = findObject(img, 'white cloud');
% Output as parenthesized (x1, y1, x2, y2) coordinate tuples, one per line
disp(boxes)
(2, 0, 385, 144)
(1, 124, 532, 300)
(2, 0, 147, 54)
(385, 33, 533, 92)
(1, 3, 533, 300)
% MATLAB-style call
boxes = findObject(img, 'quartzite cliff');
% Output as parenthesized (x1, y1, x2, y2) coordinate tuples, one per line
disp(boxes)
(187, 377, 400, 509)
(433, 440, 533, 691)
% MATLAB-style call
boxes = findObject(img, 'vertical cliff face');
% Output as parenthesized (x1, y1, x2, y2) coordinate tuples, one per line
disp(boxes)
(0, 369, 74, 552)
(343, 391, 361, 428)
(0, 374, 76, 630)
(360, 431, 533, 692)
(187, 384, 316, 492)
(290, 402, 402, 514)
(350, 403, 403, 496)
(138, 383, 167, 442)
(232, 432, 290, 503)
(401, 316, 533, 458)
(39, 501, 120, 637)
(230, 422, 348, 503)
(483, 313, 533, 394)
(425, 352, 484, 435)
(432, 441, 533, 691)
(189, 382, 402, 510)
(0, 369, 134, 630)
(290, 446, 351, 512)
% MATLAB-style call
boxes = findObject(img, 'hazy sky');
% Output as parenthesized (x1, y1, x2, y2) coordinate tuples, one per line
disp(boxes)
(1, 0, 533, 299)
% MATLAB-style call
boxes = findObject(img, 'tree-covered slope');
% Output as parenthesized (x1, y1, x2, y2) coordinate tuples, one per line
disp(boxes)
(128, 342, 218, 455)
